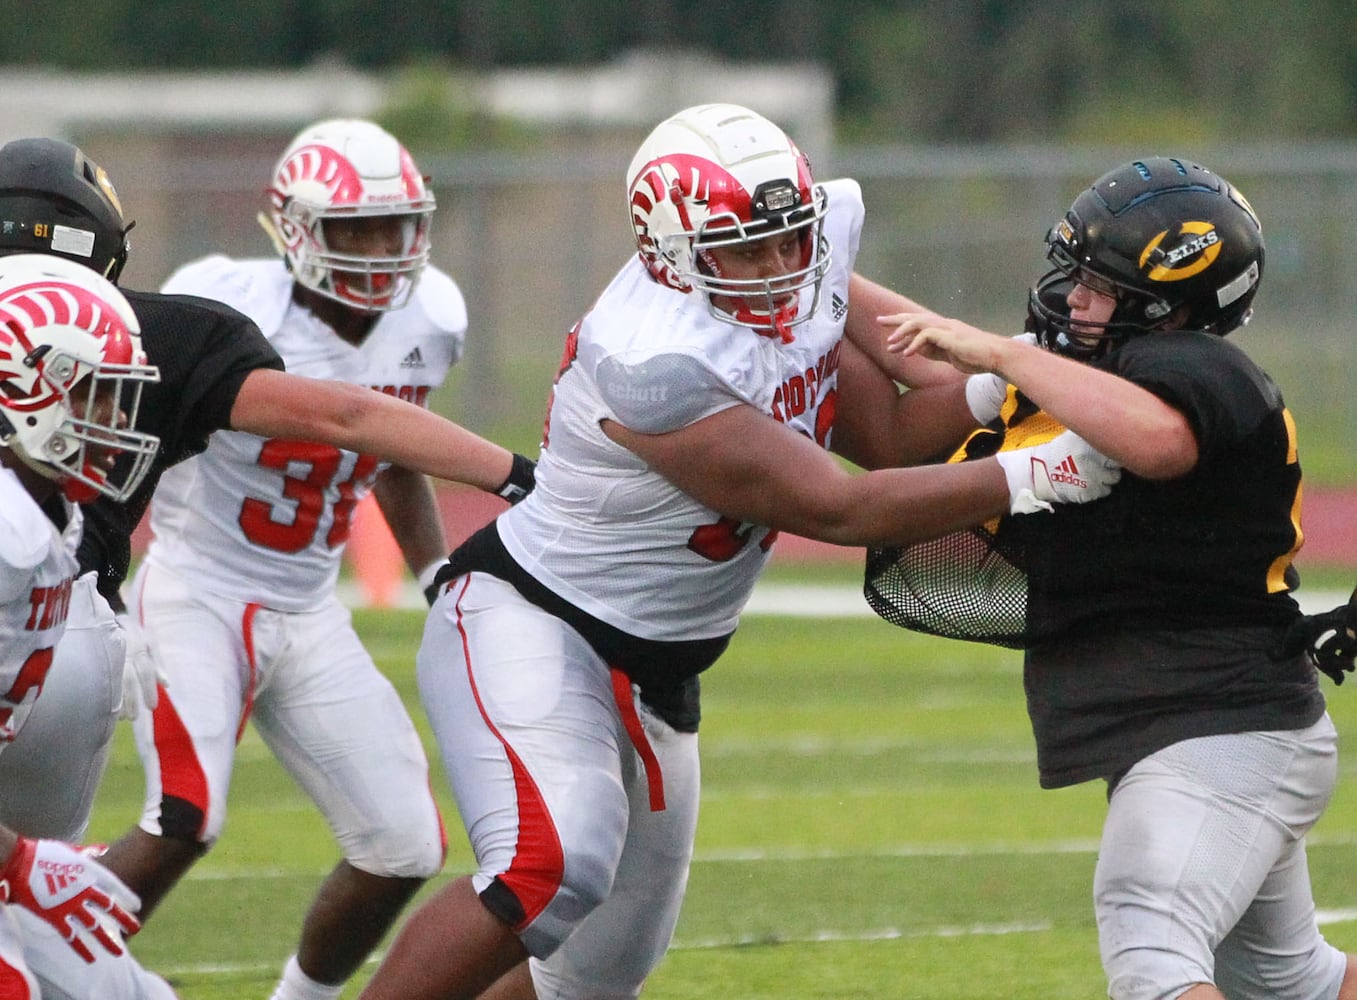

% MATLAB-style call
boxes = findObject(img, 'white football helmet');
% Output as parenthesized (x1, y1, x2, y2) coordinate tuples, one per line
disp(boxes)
(264, 119, 435, 313)
(0, 253, 159, 502)
(626, 103, 830, 341)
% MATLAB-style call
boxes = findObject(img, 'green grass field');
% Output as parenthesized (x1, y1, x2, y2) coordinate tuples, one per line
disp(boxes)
(85, 594, 1357, 999)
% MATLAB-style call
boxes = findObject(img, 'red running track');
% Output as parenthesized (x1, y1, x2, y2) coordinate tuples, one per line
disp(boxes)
(130, 482, 1357, 569)
(408, 483, 1357, 571)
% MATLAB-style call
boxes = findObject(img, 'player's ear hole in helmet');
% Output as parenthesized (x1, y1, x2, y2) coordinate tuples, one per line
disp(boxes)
(625, 103, 831, 343)
(1027, 156, 1264, 360)
(0, 138, 134, 283)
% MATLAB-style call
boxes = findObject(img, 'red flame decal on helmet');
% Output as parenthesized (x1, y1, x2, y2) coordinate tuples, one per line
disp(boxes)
(0, 279, 136, 412)
(275, 143, 365, 207)
(630, 153, 750, 290)
(397, 147, 427, 201)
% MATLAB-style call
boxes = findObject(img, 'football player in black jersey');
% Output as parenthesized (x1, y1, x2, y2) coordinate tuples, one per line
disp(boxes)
(875, 158, 1356, 1000)
(0, 138, 535, 998)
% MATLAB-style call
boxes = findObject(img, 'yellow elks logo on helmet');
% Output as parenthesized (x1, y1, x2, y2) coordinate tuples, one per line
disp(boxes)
(94, 165, 124, 220)
(1139, 222, 1220, 282)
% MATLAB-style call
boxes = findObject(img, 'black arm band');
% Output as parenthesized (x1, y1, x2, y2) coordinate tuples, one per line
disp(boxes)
(494, 453, 536, 505)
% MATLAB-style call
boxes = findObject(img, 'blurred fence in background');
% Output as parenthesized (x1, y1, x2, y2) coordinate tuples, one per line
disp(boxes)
(88, 134, 1357, 480)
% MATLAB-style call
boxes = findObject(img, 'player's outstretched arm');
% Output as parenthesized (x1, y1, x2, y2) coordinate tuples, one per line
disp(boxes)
(0, 827, 141, 963)
(885, 312, 1197, 480)
(228, 369, 531, 497)
(832, 335, 975, 471)
(602, 406, 1117, 547)
(843, 274, 961, 389)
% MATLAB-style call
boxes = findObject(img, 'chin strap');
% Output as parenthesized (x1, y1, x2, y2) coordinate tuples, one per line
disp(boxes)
(62, 477, 99, 503)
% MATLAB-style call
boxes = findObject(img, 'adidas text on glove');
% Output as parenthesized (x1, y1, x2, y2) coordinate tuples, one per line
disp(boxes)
(0, 836, 141, 963)
(995, 429, 1121, 514)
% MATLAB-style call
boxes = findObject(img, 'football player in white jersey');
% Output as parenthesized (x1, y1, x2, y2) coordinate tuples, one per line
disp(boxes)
(86, 119, 518, 1000)
(0, 136, 533, 861)
(357, 104, 1121, 1000)
(0, 253, 177, 998)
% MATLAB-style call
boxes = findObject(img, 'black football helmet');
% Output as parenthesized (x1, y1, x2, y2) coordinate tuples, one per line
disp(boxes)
(0, 138, 132, 283)
(1028, 156, 1264, 359)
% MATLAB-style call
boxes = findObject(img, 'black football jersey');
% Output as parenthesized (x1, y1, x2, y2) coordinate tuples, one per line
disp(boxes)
(1013, 331, 1323, 787)
(78, 289, 284, 608)
(1013, 331, 1304, 637)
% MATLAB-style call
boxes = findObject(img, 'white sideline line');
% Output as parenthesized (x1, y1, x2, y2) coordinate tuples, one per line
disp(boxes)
(693, 831, 1357, 863)
(152, 911, 1357, 978)
(336, 580, 879, 616)
(178, 830, 1357, 883)
(694, 840, 1101, 862)
(150, 922, 1056, 977)
(703, 738, 1033, 762)
(744, 582, 874, 617)
(342, 580, 1351, 618)
(677, 908, 1357, 952)
(672, 921, 1053, 951)
(1318, 908, 1357, 924)
(745, 585, 1353, 617)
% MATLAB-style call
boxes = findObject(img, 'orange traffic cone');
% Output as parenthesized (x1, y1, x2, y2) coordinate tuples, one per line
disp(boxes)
(347, 494, 404, 607)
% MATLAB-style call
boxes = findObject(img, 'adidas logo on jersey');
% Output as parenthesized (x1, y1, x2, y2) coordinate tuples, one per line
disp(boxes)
(1048, 455, 1087, 488)
(400, 347, 425, 369)
(831, 292, 848, 321)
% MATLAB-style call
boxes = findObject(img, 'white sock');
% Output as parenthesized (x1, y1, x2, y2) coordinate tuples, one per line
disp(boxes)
(267, 955, 343, 1000)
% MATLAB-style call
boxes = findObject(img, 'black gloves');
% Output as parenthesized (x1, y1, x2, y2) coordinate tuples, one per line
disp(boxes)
(1275, 594, 1357, 685)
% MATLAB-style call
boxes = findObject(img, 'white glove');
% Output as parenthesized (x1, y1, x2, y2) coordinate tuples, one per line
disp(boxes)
(0, 836, 141, 963)
(963, 333, 1037, 425)
(115, 614, 164, 722)
(994, 429, 1121, 514)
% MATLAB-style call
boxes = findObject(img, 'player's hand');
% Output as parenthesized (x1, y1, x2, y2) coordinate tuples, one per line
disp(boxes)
(881, 312, 1012, 374)
(0, 837, 141, 962)
(964, 334, 1038, 424)
(1274, 599, 1357, 685)
(994, 430, 1121, 514)
(115, 614, 164, 722)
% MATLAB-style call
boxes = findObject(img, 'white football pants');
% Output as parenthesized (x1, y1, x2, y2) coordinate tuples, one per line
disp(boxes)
(0, 572, 121, 842)
(1097, 716, 1349, 1000)
(419, 572, 700, 1000)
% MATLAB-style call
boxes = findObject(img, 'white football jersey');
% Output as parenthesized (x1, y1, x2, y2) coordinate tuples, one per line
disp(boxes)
(499, 178, 864, 641)
(145, 257, 466, 610)
(0, 469, 81, 747)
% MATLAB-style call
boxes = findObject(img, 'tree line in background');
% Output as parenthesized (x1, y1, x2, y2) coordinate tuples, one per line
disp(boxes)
(11, 1, 1357, 142)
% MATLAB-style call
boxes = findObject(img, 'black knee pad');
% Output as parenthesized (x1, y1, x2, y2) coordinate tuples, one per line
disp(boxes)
(478, 875, 528, 929)
(157, 795, 207, 845)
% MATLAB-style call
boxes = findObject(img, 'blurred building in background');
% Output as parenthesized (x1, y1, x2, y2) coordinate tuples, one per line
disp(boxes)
(0, 53, 831, 432)
(4, 54, 1357, 490)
